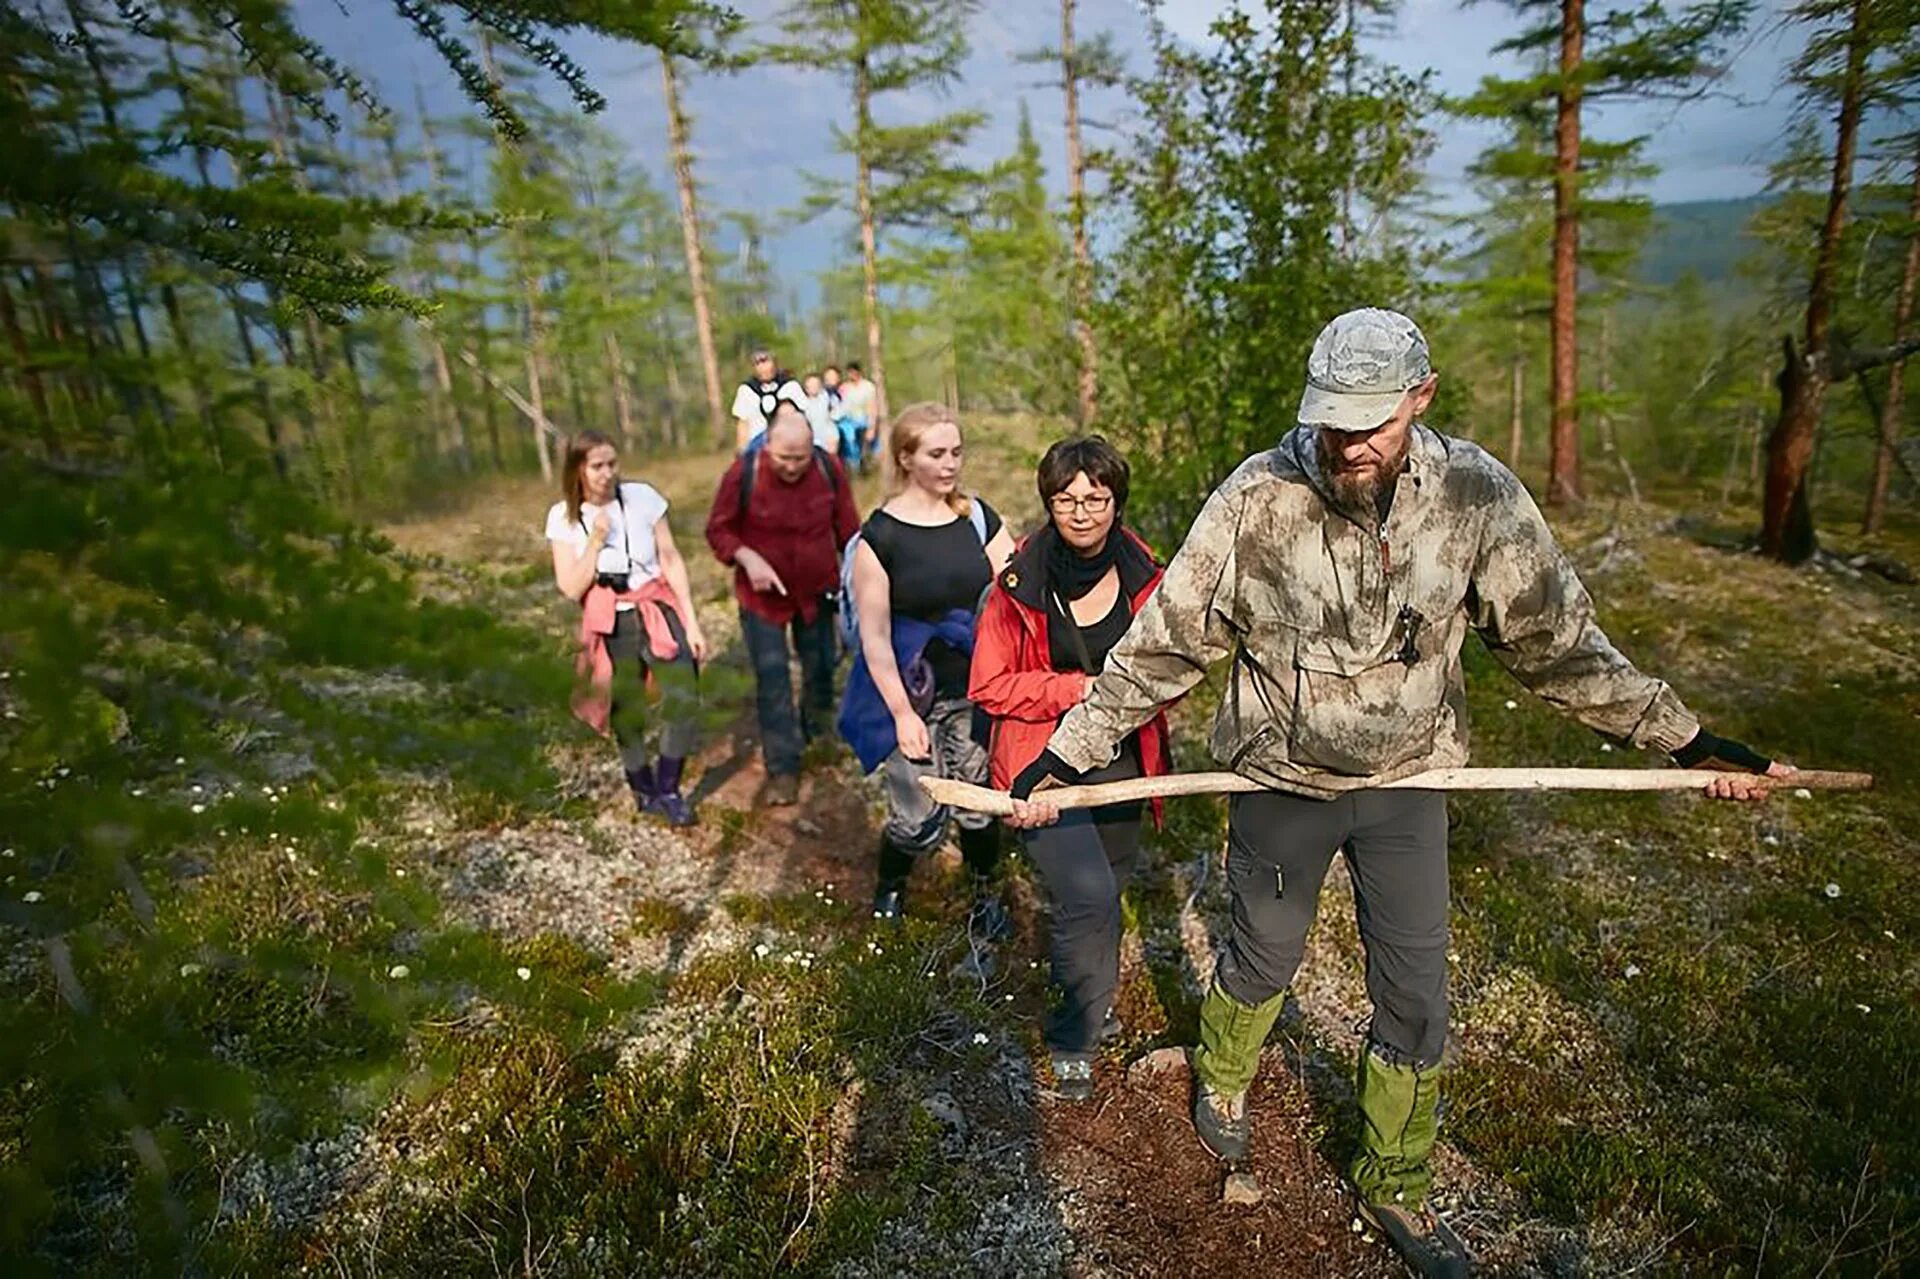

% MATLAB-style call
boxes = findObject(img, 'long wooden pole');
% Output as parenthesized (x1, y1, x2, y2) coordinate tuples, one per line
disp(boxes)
(922, 768, 1872, 817)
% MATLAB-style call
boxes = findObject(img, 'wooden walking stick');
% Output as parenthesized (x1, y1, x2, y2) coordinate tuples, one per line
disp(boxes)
(919, 768, 1874, 818)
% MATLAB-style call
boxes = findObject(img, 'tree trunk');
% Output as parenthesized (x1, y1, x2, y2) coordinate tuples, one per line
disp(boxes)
(159, 283, 218, 449)
(1061, 0, 1098, 426)
(1864, 145, 1920, 535)
(522, 284, 553, 482)
(1762, 0, 1869, 563)
(663, 346, 685, 449)
(855, 52, 891, 453)
(606, 331, 637, 449)
(1594, 308, 1640, 501)
(0, 273, 59, 455)
(1508, 347, 1525, 469)
(470, 237, 506, 472)
(661, 54, 726, 447)
(1548, 0, 1584, 507)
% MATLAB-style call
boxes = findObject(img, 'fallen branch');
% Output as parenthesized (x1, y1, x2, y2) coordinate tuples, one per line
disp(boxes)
(921, 767, 1874, 817)
(456, 347, 563, 440)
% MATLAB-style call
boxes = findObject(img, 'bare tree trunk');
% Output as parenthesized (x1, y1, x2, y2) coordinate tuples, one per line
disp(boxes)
(158, 283, 218, 449)
(663, 345, 685, 449)
(429, 338, 470, 471)
(606, 332, 637, 449)
(1864, 145, 1920, 535)
(470, 237, 506, 472)
(1762, 0, 1869, 563)
(522, 282, 553, 481)
(1061, 0, 1098, 426)
(855, 52, 891, 452)
(1594, 308, 1640, 501)
(661, 54, 726, 447)
(0, 273, 59, 455)
(1548, 0, 1584, 507)
(1508, 348, 1525, 470)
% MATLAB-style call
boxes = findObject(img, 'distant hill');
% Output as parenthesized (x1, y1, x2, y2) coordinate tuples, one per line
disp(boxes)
(1633, 195, 1775, 290)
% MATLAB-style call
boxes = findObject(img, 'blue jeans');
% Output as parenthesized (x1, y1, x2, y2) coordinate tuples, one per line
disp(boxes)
(740, 602, 839, 777)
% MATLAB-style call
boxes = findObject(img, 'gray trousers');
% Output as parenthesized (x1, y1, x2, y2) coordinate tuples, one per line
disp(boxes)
(1022, 744, 1144, 1056)
(879, 696, 993, 851)
(1218, 789, 1450, 1068)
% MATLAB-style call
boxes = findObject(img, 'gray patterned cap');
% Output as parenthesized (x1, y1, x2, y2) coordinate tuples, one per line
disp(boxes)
(1297, 308, 1432, 431)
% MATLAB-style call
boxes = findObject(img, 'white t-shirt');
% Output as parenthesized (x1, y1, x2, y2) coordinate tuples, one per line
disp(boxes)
(801, 392, 837, 450)
(838, 379, 875, 423)
(731, 377, 805, 444)
(544, 482, 668, 611)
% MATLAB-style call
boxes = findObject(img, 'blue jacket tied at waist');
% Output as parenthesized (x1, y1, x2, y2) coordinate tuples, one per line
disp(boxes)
(838, 610, 976, 773)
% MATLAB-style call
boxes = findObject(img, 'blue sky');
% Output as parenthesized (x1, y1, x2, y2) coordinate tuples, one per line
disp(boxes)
(296, 0, 1809, 295)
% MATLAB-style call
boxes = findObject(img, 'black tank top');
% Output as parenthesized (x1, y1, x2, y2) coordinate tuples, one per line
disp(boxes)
(1048, 588, 1132, 675)
(863, 501, 1003, 695)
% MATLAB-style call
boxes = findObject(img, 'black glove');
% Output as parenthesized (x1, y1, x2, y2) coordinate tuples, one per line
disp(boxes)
(1672, 728, 1771, 774)
(1011, 748, 1081, 800)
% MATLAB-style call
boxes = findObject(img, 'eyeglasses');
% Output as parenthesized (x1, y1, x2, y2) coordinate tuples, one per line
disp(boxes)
(1048, 493, 1114, 516)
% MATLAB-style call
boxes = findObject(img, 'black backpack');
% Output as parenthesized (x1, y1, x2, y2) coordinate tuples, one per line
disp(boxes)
(737, 437, 841, 519)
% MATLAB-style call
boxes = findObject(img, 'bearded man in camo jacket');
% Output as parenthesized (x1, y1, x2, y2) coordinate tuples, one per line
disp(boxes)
(1007, 308, 1792, 1276)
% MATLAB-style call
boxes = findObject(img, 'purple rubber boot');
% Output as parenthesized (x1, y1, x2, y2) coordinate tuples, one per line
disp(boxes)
(650, 756, 696, 827)
(624, 762, 659, 814)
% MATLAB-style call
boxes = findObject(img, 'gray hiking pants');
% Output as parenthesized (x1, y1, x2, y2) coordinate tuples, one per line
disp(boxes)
(879, 696, 994, 851)
(1218, 789, 1450, 1068)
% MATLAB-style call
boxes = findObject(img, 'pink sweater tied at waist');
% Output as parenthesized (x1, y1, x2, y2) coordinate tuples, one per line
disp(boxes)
(572, 578, 683, 735)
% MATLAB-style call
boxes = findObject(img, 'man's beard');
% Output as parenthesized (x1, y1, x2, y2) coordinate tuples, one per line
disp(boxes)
(1318, 429, 1410, 523)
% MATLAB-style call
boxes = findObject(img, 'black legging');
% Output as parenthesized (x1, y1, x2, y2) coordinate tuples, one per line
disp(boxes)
(605, 605, 700, 770)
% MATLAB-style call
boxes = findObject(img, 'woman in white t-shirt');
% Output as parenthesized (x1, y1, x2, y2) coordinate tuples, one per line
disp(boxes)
(547, 430, 708, 825)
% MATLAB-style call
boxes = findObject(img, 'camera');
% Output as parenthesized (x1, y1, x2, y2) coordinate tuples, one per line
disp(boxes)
(594, 572, 631, 592)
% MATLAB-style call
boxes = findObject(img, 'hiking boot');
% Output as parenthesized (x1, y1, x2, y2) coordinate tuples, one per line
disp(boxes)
(871, 885, 905, 922)
(1192, 1082, 1250, 1164)
(648, 756, 696, 827)
(1099, 1008, 1123, 1044)
(623, 763, 658, 814)
(761, 773, 800, 808)
(1353, 1195, 1472, 1278)
(1051, 1054, 1095, 1102)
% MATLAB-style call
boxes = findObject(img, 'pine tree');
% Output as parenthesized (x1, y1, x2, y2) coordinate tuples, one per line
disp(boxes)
(775, 0, 985, 449)
(1098, 0, 1434, 539)
(1759, 0, 1919, 561)
(1453, 0, 1748, 506)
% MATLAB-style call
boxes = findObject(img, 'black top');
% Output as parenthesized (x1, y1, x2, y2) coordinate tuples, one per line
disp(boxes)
(1048, 587, 1133, 675)
(863, 500, 1003, 695)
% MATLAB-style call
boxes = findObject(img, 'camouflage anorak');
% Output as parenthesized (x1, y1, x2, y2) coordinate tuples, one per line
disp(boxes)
(1049, 424, 1699, 796)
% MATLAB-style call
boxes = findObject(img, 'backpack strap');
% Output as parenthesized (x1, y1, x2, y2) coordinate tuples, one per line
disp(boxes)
(736, 448, 761, 520)
(739, 444, 842, 522)
(966, 496, 989, 545)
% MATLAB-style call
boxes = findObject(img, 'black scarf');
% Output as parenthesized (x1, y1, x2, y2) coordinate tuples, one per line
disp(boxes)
(1046, 524, 1120, 601)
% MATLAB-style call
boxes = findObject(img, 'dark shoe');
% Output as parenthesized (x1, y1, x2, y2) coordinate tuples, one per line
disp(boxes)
(648, 757, 696, 827)
(1051, 1054, 1095, 1101)
(871, 886, 905, 922)
(1192, 1082, 1250, 1164)
(968, 892, 1013, 944)
(1354, 1196, 1472, 1278)
(624, 763, 658, 814)
(1099, 1008, 1123, 1044)
(762, 774, 800, 807)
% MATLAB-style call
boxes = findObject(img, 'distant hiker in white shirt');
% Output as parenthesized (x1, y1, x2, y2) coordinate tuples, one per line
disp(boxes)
(732, 348, 804, 452)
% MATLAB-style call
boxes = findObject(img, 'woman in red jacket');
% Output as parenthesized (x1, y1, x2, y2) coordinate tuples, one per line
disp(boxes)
(969, 436, 1171, 1100)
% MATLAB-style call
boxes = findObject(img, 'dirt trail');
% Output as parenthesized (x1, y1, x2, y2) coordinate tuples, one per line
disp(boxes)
(379, 452, 1511, 1277)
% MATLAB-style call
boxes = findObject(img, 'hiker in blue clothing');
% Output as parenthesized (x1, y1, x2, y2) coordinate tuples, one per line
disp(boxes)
(838, 403, 1016, 925)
